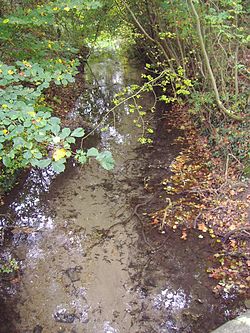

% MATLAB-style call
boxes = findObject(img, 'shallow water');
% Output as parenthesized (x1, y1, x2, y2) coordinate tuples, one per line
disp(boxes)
(0, 55, 243, 333)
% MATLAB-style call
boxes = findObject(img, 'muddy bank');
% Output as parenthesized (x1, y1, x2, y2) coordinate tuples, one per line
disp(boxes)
(0, 55, 245, 333)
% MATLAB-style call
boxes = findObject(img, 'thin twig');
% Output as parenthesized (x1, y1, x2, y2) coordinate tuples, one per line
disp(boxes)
(80, 70, 167, 147)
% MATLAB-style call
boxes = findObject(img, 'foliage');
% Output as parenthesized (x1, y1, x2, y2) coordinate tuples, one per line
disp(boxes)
(112, 63, 193, 144)
(0, 0, 104, 61)
(0, 58, 114, 191)
(0, 256, 19, 274)
(75, 148, 114, 171)
(0, 0, 116, 192)
(116, 0, 249, 137)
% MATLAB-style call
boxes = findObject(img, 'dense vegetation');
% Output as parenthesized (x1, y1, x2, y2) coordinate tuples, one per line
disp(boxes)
(0, 0, 115, 192)
(121, 0, 249, 157)
(0, 0, 249, 192)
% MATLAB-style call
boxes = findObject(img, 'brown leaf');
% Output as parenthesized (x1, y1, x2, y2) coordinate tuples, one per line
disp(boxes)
(181, 230, 187, 240)
(198, 223, 208, 232)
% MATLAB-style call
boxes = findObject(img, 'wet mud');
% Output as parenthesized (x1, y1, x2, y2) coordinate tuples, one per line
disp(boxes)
(0, 55, 244, 333)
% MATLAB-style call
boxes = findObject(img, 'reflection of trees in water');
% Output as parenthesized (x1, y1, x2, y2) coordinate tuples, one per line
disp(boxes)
(2, 168, 55, 228)
(78, 60, 134, 126)
(78, 83, 119, 125)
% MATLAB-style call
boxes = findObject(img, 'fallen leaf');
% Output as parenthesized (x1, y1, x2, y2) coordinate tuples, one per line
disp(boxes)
(198, 223, 208, 232)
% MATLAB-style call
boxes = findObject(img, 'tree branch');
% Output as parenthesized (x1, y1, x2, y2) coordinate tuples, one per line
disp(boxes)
(188, 0, 243, 121)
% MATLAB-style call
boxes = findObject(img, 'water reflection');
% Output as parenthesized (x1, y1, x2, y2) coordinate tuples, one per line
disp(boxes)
(103, 321, 118, 333)
(0, 56, 139, 233)
(153, 287, 190, 311)
(101, 126, 128, 146)
(0, 167, 55, 233)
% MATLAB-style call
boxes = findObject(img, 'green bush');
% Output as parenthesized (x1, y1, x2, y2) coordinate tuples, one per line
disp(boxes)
(0, 0, 118, 192)
(0, 59, 114, 191)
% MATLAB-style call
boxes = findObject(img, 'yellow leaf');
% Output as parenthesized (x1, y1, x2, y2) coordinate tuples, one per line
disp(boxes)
(8, 69, 14, 75)
(64, 6, 70, 11)
(22, 61, 31, 67)
(53, 148, 67, 161)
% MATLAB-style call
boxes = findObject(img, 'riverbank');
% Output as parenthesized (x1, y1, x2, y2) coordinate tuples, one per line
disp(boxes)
(145, 103, 250, 296)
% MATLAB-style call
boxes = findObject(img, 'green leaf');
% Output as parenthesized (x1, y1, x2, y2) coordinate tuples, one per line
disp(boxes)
(35, 135, 48, 143)
(87, 147, 99, 157)
(77, 154, 87, 164)
(30, 159, 39, 167)
(35, 158, 51, 168)
(71, 127, 85, 137)
(23, 150, 32, 160)
(49, 117, 61, 125)
(75, 149, 87, 164)
(2, 156, 12, 167)
(52, 160, 66, 173)
(52, 136, 61, 144)
(60, 127, 71, 139)
(65, 151, 71, 157)
(33, 150, 43, 159)
(51, 124, 60, 135)
(96, 151, 115, 171)
(13, 137, 26, 147)
(66, 136, 76, 144)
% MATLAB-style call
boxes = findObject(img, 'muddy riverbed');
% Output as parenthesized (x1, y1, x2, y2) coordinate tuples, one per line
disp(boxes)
(0, 55, 244, 333)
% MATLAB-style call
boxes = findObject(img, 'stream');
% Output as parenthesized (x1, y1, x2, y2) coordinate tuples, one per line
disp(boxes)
(0, 54, 243, 333)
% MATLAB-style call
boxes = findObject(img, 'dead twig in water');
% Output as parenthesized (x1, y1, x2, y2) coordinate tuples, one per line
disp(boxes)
(88, 192, 167, 252)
